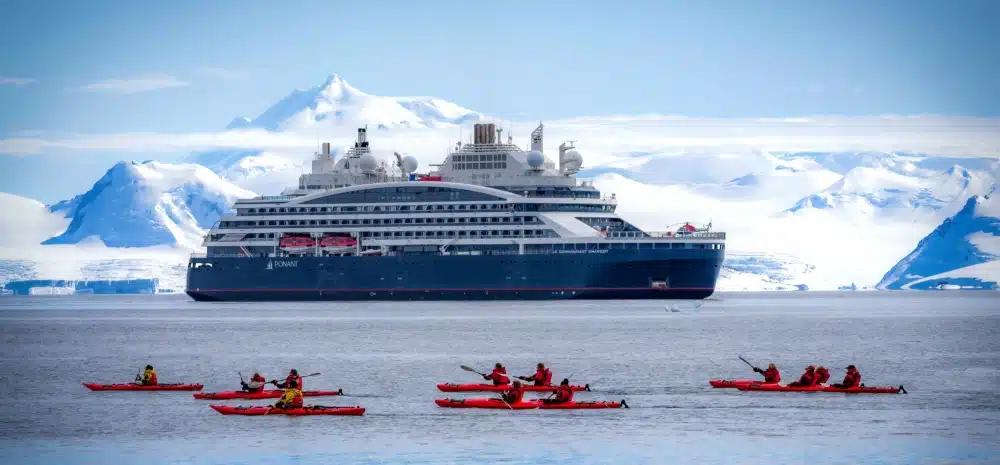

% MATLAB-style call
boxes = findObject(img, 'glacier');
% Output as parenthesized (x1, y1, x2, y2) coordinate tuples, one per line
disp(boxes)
(878, 186, 1000, 290)
(43, 161, 255, 249)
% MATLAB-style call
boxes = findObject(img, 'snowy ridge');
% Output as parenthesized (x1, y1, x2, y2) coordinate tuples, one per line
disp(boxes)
(878, 185, 1000, 290)
(44, 161, 255, 249)
(229, 74, 482, 131)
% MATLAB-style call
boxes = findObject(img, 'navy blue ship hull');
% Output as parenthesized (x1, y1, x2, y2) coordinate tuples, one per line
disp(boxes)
(185, 248, 724, 301)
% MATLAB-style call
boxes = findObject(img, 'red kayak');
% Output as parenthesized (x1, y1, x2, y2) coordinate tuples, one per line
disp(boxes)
(435, 398, 542, 409)
(83, 382, 203, 391)
(738, 383, 825, 392)
(436, 383, 590, 393)
(823, 385, 905, 394)
(209, 404, 365, 416)
(709, 379, 773, 389)
(539, 400, 629, 409)
(738, 383, 906, 394)
(194, 388, 343, 400)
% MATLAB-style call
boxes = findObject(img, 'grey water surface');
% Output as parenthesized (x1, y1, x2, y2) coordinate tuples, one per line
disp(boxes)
(0, 291, 998, 464)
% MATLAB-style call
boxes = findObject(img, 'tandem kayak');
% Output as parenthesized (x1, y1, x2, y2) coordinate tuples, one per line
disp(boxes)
(435, 398, 542, 409)
(737, 383, 906, 394)
(83, 382, 203, 391)
(194, 388, 343, 400)
(209, 405, 365, 416)
(436, 383, 590, 393)
(709, 379, 774, 389)
(539, 399, 629, 409)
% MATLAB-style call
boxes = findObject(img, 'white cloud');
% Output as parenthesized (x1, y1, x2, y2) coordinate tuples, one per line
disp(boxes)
(1, 115, 999, 158)
(80, 73, 188, 94)
(0, 76, 37, 85)
(195, 67, 248, 81)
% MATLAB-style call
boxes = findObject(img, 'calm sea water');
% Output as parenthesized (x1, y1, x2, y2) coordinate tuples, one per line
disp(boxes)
(0, 292, 998, 465)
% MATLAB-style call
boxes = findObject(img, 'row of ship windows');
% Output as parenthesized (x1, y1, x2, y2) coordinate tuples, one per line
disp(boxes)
(453, 162, 507, 170)
(215, 229, 560, 241)
(238, 203, 614, 215)
(452, 154, 507, 162)
(241, 203, 508, 215)
(220, 216, 540, 229)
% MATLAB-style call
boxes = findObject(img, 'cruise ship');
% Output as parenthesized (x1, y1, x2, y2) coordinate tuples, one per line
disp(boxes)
(185, 123, 726, 301)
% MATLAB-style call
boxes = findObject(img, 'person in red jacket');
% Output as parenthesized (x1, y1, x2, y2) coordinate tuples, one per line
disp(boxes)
(241, 372, 266, 393)
(500, 381, 525, 404)
(788, 366, 817, 387)
(483, 363, 510, 385)
(541, 379, 574, 405)
(272, 369, 303, 391)
(815, 366, 831, 385)
(520, 363, 553, 386)
(832, 365, 862, 388)
(753, 363, 781, 383)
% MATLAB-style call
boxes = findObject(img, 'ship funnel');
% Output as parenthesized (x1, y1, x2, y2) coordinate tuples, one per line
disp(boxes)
(473, 123, 497, 144)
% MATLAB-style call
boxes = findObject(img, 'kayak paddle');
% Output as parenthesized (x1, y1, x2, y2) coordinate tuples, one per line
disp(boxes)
(460, 365, 487, 377)
(267, 372, 322, 385)
(738, 356, 759, 371)
(238, 372, 244, 384)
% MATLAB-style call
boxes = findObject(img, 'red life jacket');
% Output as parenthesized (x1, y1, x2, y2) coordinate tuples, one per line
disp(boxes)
(799, 370, 816, 386)
(532, 368, 552, 386)
(285, 374, 303, 390)
(503, 386, 524, 403)
(487, 368, 509, 385)
(554, 385, 574, 403)
(763, 367, 781, 383)
(843, 371, 861, 388)
(816, 369, 831, 384)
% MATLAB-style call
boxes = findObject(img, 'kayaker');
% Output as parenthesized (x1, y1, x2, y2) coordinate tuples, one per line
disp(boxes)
(832, 365, 862, 388)
(787, 365, 817, 387)
(753, 363, 781, 383)
(541, 379, 574, 405)
(272, 369, 303, 391)
(815, 366, 831, 385)
(483, 363, 510, 385)
(519, 363, 553, 386)
(137, 365, 157, 386)
(273, 379, 303, 409)
(500, 380, 525, 404)
(241, 372, 266, 393)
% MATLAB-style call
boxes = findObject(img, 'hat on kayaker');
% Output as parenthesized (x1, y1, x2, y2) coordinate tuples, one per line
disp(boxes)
(495, 363, 503, 369)
(845, 365, 856, 370)
(290, 369, 298, 375)
(560, 378, 569, 386)
(145, 365, 153, 370)
(767, 363, 777, 369)
(806, 365, 815, 370)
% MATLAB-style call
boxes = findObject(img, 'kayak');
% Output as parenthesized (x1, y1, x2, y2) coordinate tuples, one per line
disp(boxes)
(823, 385, 905, 394)
(210, 404, 365, 416)
(436, 383, 590, 393)
(539, 400, 629, 409)
(737, 383, 825, 392)
(194, 388, 343, 400)
(738, 383, 906, 394)
(435, 398, 542, 409)
(709, 379, 772, 389)
(83, 382, 203, 391)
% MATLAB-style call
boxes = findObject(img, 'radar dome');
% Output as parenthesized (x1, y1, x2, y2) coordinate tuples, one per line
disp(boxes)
(526, 151, 545, 169)
(562, 149, 583, 172)
(358, 153, 377, 172)
(402, 155, 419, 173)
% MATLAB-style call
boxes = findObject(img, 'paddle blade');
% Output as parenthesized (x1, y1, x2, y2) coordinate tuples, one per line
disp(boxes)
(460, 365, 478, 373)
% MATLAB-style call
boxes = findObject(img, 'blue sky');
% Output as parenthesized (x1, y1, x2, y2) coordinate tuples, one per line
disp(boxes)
(1, 0, 998, 201)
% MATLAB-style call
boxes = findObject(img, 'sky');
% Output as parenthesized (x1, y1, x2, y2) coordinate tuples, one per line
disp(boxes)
(1, 0, 999, 201)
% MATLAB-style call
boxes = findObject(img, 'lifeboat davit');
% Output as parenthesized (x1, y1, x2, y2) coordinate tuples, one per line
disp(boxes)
(279, 236, 316, 254)
(320, 236, 357, 254)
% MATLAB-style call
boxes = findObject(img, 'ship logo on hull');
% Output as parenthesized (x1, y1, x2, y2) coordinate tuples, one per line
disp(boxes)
(266, 260, 298, 270)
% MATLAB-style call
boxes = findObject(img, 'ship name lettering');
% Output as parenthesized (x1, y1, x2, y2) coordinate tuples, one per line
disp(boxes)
(273, 260, 298, 268)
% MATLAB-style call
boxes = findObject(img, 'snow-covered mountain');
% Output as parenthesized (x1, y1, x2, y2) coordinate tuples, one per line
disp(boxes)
(43, 161, 255, 249)
(878, 186, 1000, 290)
(226, 73, 481, 132)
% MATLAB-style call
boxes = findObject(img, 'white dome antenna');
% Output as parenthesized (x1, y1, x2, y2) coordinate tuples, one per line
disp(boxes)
(526, 151, 545, 170)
